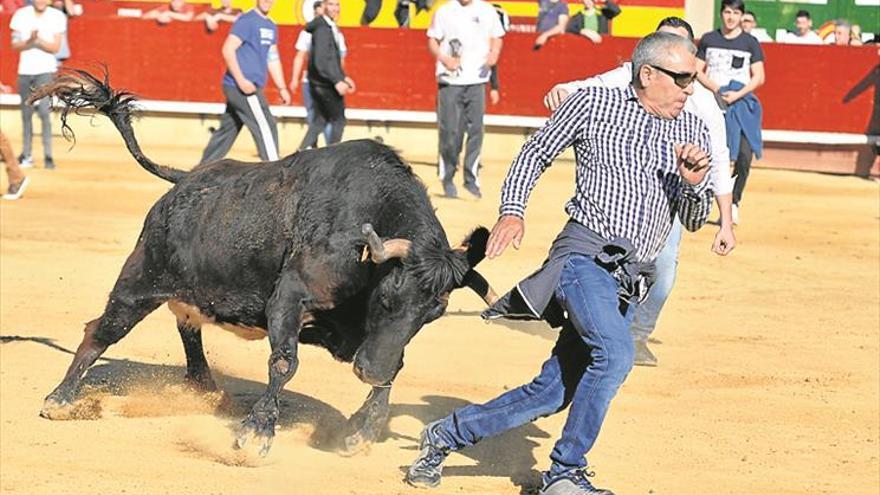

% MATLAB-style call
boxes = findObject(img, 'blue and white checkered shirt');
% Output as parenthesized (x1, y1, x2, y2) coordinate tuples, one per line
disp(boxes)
(500, 85, 715, 263)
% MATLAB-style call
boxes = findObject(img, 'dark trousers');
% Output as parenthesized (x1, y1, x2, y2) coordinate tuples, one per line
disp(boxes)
(200, 85, 279, 164)
(437, 83, 485, 187)
(732, 131, 753, 205)
(299, 83, 345, 150)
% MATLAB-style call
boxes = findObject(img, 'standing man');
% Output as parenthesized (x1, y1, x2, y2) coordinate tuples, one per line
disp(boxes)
(543, 17, 735, 366)
(407, 32, 714, 495)
(696, 0, 764, 224)
(9, 0, 66, 169)
(428, 0, 504, 199)
(297, 0, 353, 150)
(200, 0, 290, 164)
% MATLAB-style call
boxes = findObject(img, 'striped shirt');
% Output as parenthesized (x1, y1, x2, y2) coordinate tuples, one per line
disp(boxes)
(499, 85, 714, 262)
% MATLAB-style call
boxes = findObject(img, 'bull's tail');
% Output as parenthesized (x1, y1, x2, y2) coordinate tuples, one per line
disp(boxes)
(27, 68, 186, 184)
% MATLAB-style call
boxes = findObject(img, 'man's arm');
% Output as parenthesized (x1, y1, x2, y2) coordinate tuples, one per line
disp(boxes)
(694, 86, 736, 254)
(535, 14, 568, 48)
(311, 27, 346, 85)
(676, 129, 715, 232)
(289, 49, 307, 93)
(486, 36, 502, 67)
(267, 44, 291, 105)
(695, 58, 720, 94)
(544, 64, 630, 110)
(428, 37, 459, 72)
(487, 89, 594, 257)
(221, 33, 255, 94)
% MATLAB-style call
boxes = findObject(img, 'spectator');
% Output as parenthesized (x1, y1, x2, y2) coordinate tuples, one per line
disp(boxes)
(0, 82, 30, 201)
(10, 0, 66, 170)
(827, 20, 863, 47)
(290, 1, 344, 147)
(427, 0, 504, 199)
(741, 10, 772, 42)
(51, 0, 80, 66)
(534, 0, 568, 49)
(696, 0, 765, 224)
(783, 9, 822, 45)
(142, 0, 196, 25)
(199, 0, 290, 164)
(297, 0, 353, 149)
(563, 0, 620, 45)
(195, 0, 242, 32)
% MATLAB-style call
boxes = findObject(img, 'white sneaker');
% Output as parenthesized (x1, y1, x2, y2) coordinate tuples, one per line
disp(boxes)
(3, 176, 30, 200)
(17, 155, 33, 169)
(732, 204, 739, 225)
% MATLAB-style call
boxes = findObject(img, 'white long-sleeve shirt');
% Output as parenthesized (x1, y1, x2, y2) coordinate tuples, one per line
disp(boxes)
(558, 62, 733, 196)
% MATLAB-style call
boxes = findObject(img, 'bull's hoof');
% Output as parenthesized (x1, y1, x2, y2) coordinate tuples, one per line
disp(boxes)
(339, 431, 371, 457)
(234, 422, 275, 457)
(39, 396, 101, 420)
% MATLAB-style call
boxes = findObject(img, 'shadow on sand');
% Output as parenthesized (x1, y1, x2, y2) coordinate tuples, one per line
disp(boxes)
(2, 334, 552, 492)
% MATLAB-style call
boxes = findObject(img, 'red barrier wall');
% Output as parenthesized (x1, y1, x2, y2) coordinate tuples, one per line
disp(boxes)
(1, 14, 877, 135)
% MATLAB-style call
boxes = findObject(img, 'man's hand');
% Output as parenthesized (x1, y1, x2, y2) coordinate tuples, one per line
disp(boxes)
(712, 224, 736, 256)
(288, 80, 298, 95)
(543, 84, 570, 111)
(440, 54, 461, 72)
(675, 143, 710, 186)
(334, 80, 350, 96)
(344, 77, 356, 94)
(490, 89, 500, 105)
(237, 78, 257, 95)
(278, 87, 291, 105)
(486, 215, 525, 259)
(720, 90, 742, 105)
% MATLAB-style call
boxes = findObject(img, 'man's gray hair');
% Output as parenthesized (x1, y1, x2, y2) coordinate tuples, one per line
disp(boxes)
(631, 31, 697, 88)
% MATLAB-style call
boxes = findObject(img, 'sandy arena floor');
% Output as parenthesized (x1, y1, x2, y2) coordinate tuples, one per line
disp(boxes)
(1, 131, 878, 495)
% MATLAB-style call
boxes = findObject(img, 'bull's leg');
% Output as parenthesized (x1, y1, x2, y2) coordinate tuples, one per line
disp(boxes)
(176, 322, 218, 392)
(41, 243, 169, 420)
(235, 270, 306, 457)
(339, 385, 392, 456)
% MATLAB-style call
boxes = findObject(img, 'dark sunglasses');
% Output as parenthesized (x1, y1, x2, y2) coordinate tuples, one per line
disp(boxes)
(649, 65, 697, 89)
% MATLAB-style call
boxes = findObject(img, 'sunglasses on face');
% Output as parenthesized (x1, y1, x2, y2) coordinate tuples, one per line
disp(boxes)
(649, 65, 697, 89)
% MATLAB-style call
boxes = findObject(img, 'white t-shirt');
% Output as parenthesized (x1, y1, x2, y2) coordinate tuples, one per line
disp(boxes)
(294, 23, 347, 83)
(9, 5, 67, 75)
(784, 30, 822, 45)
(427, 0, 504, 85)
(559, 62, 734, 196)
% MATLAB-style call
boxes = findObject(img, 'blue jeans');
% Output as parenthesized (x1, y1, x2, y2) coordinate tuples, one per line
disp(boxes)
(434, 255, 637, 475)
(302, 80, 333, 146)
(629, 220, 681, 342)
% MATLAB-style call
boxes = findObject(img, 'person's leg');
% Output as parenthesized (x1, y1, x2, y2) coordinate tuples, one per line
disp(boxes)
(461, 84, 486, 196)
(436, 84, 464, 195)
(33, 73, 54, 165)
(17, 74, 36, 160)
(238, 88, 280, 161)
(0, 131, 24, 186)
(628, 221, 682, 366)
(199, 87, 245, 164)
(732, 132, 753, 207)
(547, 255, 637, 479)
(322, 88, 345, 145)
(299, 83, 330, 150)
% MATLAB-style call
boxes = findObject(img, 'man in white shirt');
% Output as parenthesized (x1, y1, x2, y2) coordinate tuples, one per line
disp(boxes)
(783, 9, 822, 45)
(543, 17, 736, 367)
(427, 0, 504, 199)
(9, 0, 66, 169)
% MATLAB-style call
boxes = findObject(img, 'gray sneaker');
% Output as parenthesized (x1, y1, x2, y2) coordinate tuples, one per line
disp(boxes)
(633, 340, 658, 367)
(405, 421, 451, 488)
(463, 182, 482, 199)
(442, 181, 458, 199)
(540, 470, 615, 495)
(17, 154, 33, 169)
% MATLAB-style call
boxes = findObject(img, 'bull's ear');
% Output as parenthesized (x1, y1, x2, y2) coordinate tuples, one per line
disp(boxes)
(458, 226, 489, 268)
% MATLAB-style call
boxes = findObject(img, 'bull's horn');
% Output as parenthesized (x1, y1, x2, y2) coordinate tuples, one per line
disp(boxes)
(361, 224, 411, 263)
(461, 269, 499, 306)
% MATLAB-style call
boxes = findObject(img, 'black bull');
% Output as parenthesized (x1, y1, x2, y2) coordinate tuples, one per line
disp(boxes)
(33, 70, 499, 457)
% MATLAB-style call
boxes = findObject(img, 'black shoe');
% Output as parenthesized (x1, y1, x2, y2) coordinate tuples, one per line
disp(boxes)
(463, 182, 482, 199)
(540, 469, 615, 495)
(405, 421, 450, 488)
(442, 181, 458, 199)
(44, 156, 56, 170)
(633, 340, 658, 367)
